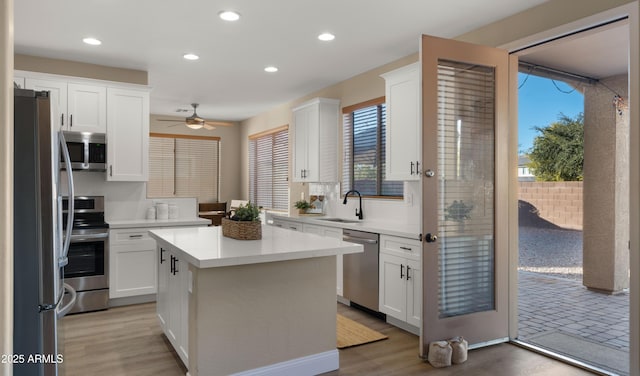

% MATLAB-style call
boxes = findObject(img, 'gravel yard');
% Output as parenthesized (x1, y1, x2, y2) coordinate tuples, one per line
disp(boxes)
(519, 226, 583, 280)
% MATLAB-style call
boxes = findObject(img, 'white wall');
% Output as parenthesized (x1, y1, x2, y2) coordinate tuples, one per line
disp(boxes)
(1, 1, 13, 374)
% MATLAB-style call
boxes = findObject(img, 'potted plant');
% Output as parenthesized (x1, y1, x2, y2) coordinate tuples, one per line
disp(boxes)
(221, 201, 262, 240)
(294, 200, 313, 215)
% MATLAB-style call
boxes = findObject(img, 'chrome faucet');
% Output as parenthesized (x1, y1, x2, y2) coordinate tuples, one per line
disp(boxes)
(343, 190, 363, 220)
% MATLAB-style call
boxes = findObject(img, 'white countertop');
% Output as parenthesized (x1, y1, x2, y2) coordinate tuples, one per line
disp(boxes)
(149, 225, 363, 268)
(271, 214, 421, 239)
(108, 217, 211, 229)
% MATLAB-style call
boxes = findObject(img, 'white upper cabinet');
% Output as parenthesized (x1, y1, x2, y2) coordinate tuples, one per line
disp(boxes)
(25, 78, 106, 132)
(292, 98, 340, 182)
(24, 78, 68, 131)
(67, 83, 107, 132)
(381, 62, 421, 181)
(106, 87, 149, 181)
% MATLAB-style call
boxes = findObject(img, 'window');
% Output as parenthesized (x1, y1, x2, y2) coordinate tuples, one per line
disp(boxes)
(342, 98, 403, 197)
(249, 125, 289, 211)
(147, 134, 220, 202)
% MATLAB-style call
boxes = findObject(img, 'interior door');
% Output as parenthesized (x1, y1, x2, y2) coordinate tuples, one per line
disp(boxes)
(421, 34, 512, 352)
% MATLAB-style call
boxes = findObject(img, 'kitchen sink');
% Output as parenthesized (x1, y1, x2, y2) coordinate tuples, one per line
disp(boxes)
(318, 218, 360, 224)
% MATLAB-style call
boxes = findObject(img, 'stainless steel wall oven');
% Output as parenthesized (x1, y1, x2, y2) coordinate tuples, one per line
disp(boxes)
(62, 196, 109, 313)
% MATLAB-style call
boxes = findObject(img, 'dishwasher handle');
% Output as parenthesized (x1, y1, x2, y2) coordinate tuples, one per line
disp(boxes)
(342, 235, 378, 245)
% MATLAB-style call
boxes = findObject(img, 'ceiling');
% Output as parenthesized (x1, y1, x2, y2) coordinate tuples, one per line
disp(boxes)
(516, 20, 629, 80)
(14, 0, 548, 122)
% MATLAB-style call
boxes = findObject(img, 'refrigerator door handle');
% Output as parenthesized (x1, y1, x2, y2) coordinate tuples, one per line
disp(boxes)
(59, 131, 74, 268)
(57, 283, 77, 319)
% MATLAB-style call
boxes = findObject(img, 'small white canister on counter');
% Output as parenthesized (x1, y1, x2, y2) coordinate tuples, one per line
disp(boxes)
(146, 206, 156, 220)
(168, 204, 179, 219)
(156, 203, 169, 220)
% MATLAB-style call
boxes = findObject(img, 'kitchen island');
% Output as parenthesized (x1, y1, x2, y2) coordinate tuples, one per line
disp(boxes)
(149, 225, 363, 376)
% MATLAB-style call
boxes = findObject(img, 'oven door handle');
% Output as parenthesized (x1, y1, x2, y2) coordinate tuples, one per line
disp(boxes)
(70, 232, 109, 242)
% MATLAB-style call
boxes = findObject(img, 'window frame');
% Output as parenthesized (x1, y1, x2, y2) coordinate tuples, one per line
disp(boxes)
(342, 97, 403, 199)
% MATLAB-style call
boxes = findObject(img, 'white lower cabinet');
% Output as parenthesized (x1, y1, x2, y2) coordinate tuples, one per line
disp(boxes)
(303, 224, 344, 296)
(109, 228, 157, 298)
(379, 235, 421, 327)
(157, 244, 189, 366)
(272, 218, 303, 231)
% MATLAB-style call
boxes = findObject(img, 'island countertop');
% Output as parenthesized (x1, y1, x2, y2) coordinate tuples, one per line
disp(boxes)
(148, 225, 363, 268)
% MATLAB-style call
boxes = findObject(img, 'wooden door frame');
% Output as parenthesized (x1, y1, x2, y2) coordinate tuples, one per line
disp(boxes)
(499, 3, 639, 375)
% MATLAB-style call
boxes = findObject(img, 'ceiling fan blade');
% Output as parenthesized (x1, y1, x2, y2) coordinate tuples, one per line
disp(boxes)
(203, 124, 216, 130)
(157, 119, 183, 122)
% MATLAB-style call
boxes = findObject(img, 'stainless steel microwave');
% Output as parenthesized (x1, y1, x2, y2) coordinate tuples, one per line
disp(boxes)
(61, 131, 107, 171)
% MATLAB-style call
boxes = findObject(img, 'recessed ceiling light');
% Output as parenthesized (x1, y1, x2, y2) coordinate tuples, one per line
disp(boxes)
(219, 11, 240, 21)
(82, 37, 102, 46)
(318, 33, 335, 41)
(183, 53, 199, 61)
(264, 66, 278, 73)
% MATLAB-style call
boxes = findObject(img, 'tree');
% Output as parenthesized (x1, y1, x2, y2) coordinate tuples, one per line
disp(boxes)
(528, 113, 584, 181)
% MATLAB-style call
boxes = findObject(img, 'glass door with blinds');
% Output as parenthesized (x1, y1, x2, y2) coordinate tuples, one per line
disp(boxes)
(421, 34, 512, 351)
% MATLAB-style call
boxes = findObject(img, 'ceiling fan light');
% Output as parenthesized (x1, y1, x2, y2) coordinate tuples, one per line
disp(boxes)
(186, 123, 203, 130)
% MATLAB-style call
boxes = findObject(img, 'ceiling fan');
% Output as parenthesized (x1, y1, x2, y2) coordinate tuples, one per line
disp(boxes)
(157, 103, 233, 130)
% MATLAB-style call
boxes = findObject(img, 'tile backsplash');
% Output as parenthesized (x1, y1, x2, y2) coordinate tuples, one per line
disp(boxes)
(60, 171, 198, 221)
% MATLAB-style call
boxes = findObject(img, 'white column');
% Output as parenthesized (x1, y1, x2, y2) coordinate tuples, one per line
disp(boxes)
(583, 74, 629, 293)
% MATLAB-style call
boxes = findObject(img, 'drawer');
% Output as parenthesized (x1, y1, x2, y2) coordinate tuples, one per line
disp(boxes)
(110, 228, 154, 245)
(380, 234, 421, 259)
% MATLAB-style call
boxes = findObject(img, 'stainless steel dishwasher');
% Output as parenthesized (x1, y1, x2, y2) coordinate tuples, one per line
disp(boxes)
(342, 229, 380, 312)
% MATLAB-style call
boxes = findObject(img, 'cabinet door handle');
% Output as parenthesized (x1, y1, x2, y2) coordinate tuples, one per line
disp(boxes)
(61, 114, 64, 126)
(109, 165, 113, 177)
(129, 234, 143, 238)
(400, 246, 412, 251)
(173, 257, 179, 275)
(406, 265, 411, 280)
(416, 161, 420, 174)
(160, 248, 166, 264)
(70, 114, 73, 127)
(400, 264, 404, 279)
(170, 255, 175, 274)
(410, 161, 414, 175)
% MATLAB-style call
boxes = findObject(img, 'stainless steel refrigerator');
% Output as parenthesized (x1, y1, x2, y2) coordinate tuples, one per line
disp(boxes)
(14, 88, 76, 376)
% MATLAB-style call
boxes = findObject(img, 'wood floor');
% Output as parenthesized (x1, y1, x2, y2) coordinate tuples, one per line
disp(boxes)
(61, 302, 595, 376)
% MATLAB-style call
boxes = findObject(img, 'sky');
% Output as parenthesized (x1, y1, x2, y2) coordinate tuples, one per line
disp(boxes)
(518, 73, 584, 154)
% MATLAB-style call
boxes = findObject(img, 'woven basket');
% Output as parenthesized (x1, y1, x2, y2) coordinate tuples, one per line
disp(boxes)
(221, 218, 262, 240)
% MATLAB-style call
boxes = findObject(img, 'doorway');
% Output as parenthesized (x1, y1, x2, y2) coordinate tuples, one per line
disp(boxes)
(513, 20, 631, 375)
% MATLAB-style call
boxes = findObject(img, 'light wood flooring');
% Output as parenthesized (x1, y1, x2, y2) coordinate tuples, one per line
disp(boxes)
(61, 302, 594, 376)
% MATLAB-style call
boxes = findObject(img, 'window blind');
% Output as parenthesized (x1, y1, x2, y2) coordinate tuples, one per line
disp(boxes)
(249, 126, 289, 211)
(437, 59, 496, 318)
(342, 101, 402, 197)
(148, 137, 175, 197)
(147, 135, 219, 202)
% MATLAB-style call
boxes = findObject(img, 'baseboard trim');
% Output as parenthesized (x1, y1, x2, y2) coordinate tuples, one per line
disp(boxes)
(109, 294, 156, 307)
(386, 316, 420, 336)
(230, 350, 339, 376)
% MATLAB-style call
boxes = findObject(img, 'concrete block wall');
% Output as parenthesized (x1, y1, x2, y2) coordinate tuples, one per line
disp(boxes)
(518, 181, 583, 230)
